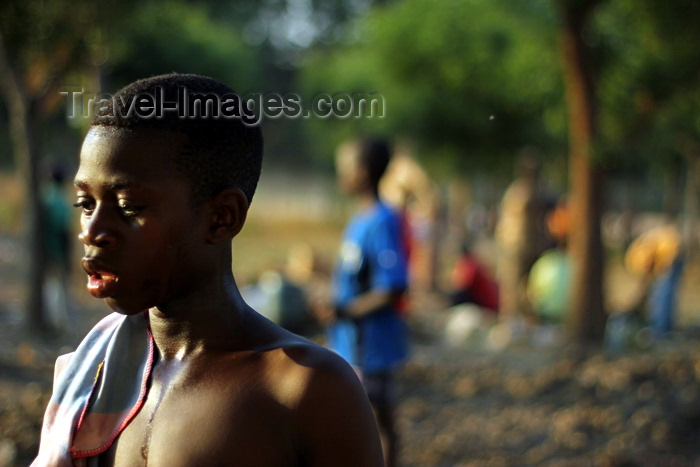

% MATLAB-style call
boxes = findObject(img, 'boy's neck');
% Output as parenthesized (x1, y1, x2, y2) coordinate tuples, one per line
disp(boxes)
(146, 272, 250, 360)
(356, 189, 379, 211)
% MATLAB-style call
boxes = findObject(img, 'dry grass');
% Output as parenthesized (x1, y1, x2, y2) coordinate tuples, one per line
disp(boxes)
(232, 216, 344, 283)
(0, 173, 24, 234)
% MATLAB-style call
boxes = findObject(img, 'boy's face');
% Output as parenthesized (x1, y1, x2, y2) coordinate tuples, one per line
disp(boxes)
(74, 127, 210, 314)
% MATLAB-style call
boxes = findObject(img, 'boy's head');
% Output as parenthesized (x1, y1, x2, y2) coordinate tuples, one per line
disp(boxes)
(336, 137, 391, 195)
(74, 74, 262, 314)
(91, 73, 263, 205)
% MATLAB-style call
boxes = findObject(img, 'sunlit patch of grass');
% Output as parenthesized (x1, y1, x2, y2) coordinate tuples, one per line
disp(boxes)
(0, 172, 23, 233)
(232, 217, 344, 285)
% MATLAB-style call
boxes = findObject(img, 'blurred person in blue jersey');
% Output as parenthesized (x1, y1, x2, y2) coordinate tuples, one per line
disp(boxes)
(319, 137, 410, 467)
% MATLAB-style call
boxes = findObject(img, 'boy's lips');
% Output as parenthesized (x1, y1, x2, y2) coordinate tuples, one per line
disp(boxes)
(87, 271, 118, 298)
(82, 258, 119, 299)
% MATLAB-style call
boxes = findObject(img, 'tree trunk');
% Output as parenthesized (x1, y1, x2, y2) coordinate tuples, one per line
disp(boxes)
(0, 32, 48, 334)
(682, 146, 700, 260)
(559, 1, 607, 345)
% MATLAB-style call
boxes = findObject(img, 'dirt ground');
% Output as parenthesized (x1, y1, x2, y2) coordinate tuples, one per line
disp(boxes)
(400, 298, 700, 466)
(2, 219, 700, 466)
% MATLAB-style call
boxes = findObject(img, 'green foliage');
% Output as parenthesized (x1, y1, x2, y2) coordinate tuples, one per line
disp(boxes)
(105, 0, 262, 92)
(299, 0, 699, 182)
(592, 0, 700, 171)
(299, 0, 565, 175)
(1, 1, 95, 72)
(3, 0, 696, 180)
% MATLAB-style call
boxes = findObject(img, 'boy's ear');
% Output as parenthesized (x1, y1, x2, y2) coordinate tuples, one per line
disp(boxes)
(207, 187, 249, 244)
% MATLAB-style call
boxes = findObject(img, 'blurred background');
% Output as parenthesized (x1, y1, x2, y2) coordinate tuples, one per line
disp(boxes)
(0, 0, 699, 465)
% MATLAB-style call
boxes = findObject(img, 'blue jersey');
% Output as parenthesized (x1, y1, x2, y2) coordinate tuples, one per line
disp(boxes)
(328, 201, 409, 373)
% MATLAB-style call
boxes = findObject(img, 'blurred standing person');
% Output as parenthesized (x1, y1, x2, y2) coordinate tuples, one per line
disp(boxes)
(625, 222, 684, 339)
(43, 162, 77, 332)
(495, 149, 548, 328)
(321, 138, 410, 467)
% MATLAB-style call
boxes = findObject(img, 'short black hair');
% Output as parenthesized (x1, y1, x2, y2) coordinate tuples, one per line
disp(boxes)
(356, 138, 391, 190)
(90, 73, 263, 205)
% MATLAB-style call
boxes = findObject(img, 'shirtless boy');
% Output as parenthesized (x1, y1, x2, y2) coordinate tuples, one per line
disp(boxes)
(33, 73, 384, 466)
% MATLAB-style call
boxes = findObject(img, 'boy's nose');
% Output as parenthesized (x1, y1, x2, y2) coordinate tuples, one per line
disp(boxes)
(78, 229, 117, 248)
(78, 208, 118, 248)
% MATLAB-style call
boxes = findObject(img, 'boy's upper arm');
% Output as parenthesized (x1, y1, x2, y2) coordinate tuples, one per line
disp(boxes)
(295, 353, 384, 467)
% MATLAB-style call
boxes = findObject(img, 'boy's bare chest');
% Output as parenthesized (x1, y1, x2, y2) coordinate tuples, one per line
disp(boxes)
(97, 371, 298, 466)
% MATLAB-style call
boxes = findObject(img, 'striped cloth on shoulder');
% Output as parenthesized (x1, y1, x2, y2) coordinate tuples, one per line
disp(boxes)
(32, 312, 154, 466)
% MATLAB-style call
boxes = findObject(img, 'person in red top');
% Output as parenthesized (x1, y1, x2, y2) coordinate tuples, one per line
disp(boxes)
(450, 241, 499, 314)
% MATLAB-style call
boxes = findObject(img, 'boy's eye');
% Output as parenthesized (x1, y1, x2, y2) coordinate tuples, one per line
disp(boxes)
(118, 201, 144, 217)
(73, 199, 94, 215)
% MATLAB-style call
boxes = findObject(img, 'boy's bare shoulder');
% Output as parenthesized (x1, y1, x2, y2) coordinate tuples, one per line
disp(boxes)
(254, 331, 362, 408)
(191, 324, 384, 466)
(249, 332, 384, 466)
(196, 314, 362, 408)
